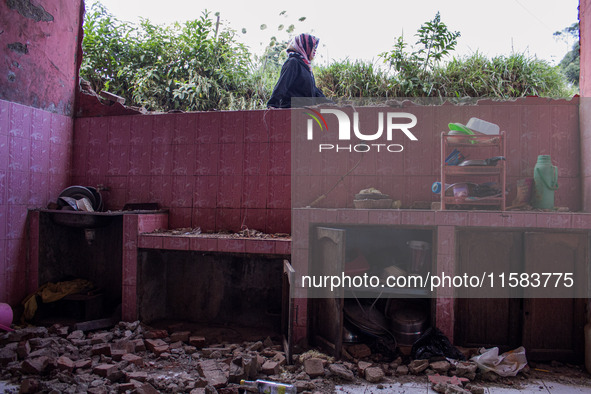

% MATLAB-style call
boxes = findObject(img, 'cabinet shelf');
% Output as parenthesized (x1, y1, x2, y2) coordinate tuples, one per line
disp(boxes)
(441, 131, 506, 211)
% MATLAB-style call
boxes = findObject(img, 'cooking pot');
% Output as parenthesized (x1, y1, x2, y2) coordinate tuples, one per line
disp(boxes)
(389, 307, 428, 345)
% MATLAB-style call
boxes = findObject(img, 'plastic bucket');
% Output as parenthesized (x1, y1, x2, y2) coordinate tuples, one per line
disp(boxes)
(531, 155, 558, 209)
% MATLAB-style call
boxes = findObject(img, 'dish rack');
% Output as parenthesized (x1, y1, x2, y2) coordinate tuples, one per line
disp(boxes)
(440, 131, 506, 210)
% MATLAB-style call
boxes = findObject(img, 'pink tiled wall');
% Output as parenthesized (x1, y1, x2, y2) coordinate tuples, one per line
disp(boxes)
(72, 110, 292, 234)
(0, 99, 73, 305)
(292, 98, 581, 211)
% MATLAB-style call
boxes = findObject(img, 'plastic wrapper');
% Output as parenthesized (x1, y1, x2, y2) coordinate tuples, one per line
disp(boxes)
(470, 346, 527, 377)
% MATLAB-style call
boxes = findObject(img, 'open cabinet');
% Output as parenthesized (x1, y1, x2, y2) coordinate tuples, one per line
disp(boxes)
(308, 224, 435, 359)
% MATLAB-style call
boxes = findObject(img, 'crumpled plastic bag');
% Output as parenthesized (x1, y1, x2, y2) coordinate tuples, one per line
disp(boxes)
(470, 346, 527, 377)
(411, 327, 466, 360)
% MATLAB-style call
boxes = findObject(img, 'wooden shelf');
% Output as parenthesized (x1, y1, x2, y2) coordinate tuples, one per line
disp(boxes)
(441, 131, 506, 211)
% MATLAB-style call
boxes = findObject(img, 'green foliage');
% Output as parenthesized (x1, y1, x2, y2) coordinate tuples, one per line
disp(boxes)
(380, 12, 460, 95)
(554, 22, 579, 86)
(315, 60, 394, 98)
(432, 53, 574, 98)
(81, 3, 264, 111)
(81, 4, 575, 112)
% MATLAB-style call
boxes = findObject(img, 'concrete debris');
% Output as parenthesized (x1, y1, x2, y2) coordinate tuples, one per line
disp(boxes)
(0, 321, 542, 393)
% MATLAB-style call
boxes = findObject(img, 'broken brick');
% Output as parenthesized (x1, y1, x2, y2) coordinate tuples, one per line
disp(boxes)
(21, 356, 51, 374)
(170, 331, 190, 343)
(364, 366, 385, 383)
(93, 363, 119, 378)
(197, 359, 228, 389)
(92, 343, 112, 356)
(303, 357, 324, 378)
(189, 336, 206, 349)
(122, 353, 143, 367)
(57, 356, 75, 372)
(347, 343, 372, 359)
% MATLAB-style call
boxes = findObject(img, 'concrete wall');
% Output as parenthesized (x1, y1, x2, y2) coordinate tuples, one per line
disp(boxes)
(0, 0, 84, 116)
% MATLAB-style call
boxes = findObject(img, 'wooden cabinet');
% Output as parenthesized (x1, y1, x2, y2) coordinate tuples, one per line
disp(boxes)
(456, 230, 587, 362)
(309, 225, 434, 358)
(440, 132, 506, 210)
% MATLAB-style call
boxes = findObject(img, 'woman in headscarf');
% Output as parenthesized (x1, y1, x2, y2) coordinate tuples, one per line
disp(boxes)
(267, 33, 329, 108)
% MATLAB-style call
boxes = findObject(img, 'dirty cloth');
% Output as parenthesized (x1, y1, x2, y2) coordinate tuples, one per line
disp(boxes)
(22, 279, 94, 320)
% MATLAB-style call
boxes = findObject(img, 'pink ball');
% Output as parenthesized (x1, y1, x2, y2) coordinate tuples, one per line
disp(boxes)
(0, 303, 13, 330)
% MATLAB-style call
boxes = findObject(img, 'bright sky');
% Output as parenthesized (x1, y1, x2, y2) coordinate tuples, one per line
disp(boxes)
(86, 0, 579, 66)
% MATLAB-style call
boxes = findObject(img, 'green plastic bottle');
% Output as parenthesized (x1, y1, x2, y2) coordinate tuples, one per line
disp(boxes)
(240, 379, 297, 394)
(531, 155, 558, 209)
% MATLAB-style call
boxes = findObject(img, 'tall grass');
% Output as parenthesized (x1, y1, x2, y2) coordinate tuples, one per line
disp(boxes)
(313, 53, 575, 100)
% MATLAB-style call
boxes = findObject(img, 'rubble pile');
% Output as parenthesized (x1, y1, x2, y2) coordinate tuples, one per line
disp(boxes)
(0, 322, 584, 393)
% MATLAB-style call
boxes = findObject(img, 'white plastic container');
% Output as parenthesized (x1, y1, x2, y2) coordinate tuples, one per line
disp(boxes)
(466, 117, 500, 135)
(240, 379, 297, 394)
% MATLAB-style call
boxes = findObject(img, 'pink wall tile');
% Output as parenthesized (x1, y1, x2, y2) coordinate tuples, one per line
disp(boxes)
(130, 115, 153, 145)
(275, 239, 291, 255)
(220, 111, 244, 143)
(335, 209, 369, 224)
(170, 176, 194, 208)
(0, 171, 5, 206)
(217, 237, 245, 253)
(150, 143, 173, 175)
(267, 176, 290, 209)
(8, 102, 32, 138)
(168, 207, 193, 229)
(437, 226, 455, 256)
(196, 112, 220, 144)
(108, 115, 131, 146)
(128, 144, 151, 176)
(217, 176, 243, 208)
(401, 210, 436, 226)
(138, 235, 163, 249)
(267, 209, 291, 234)
(536, 213, 572, 228)
(107, 144, 130, 176)
(216, 208, 242, 232)
(28, 173, 49, 206)
(151, 114, 174, 145)
(269, 142, 290, 175)
(244, 239, 275, 254)
(244, 143, 269, 175)
(149, 175, 172, 207)
(195, 143, 219, 175)
(122, 248, 138, 286)
(368, 210, 401, 225)
(173, 113, 197, 145)
(219, 143, 244, 175)
(243, 176, 268, 208)
(126, 176, 151, 204)
(7, 171, 29, 205)
(30, 139, 50, 174)
(121, 284, 137, 321)
(190, 236, 218, 252)
(8, 136, 30, 172)
(172, 144, 196, 176)
(193, 176, 218, 208)
(192, 208, 217, 232)
(162, 236, 190, 251)
(267, 109, 291, 142)
(137, 214, 168, 233)
(241, 208, 267, 233)
(244, 111, 269, 143)
(0, 134, 8, 170)
(435, 297, 454, 343)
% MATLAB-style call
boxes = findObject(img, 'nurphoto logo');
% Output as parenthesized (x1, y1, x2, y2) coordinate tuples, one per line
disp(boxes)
(305, 108, 419, 153)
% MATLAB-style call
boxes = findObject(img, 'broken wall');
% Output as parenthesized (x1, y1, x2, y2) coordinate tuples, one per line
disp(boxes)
(0, 0, 84, 116)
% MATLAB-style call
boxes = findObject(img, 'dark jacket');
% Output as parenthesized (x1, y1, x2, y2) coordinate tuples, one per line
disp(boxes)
(267, 54, 328, 108)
